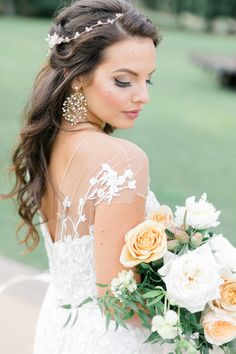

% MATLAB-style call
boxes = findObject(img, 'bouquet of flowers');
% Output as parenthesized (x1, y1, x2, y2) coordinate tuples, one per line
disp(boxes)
(64, 193, 236, 354)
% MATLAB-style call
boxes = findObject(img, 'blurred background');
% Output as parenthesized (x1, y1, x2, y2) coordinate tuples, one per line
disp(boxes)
(0, 0, 235, 269)
(0, 1, 235, 352)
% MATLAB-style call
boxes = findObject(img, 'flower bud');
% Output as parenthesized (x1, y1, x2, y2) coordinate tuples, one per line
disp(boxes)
(166, 224, 177, 235)
(165, 310, 178, 326)
(167, 239, 180, 251)
(174, 230, 190, 244)
(190, 232, 203, 248)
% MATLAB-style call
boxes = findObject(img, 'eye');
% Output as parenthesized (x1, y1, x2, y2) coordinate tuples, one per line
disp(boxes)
(146, 79, 154, 85)
(114, 78, 131, 87)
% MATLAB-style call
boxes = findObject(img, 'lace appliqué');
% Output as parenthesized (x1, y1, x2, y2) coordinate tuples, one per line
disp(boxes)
(57, 163, 136, 240)
(88, 163, 136, 206)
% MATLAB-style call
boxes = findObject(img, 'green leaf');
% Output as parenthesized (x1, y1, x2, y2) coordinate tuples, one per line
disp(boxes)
(165, 228, 175, 239)
(150, 259, 163, 267)
(143, 290, 162, 299)
(178, 243, 189, 256)
(154, 301, 164, 312)
(113, 303, 129, 317)
(131, 291, 145, 306)
(137, 310, 151, 328)
(105, 313, 112, 330)
(144, 331, 160, 344)
(70, 309, 79, 328)
(62, 312, 72, 328)
(77, 296, 93, 308)
(96, 282, 109, 287)
(114, 320, 119, 331)
(140, 262, 151, 269)
(147, 293, 164, 306)
(61, 304, 72, 310)
(97, 299, 104, 313)
(124, 299, 139, 312)
(104, 296, 115, 311)
(113, 313, 128, 329)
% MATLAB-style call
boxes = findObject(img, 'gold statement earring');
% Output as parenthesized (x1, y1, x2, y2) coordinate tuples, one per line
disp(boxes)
(62, 86, 88, 125)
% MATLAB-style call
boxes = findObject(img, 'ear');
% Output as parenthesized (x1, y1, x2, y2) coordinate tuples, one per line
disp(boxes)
(71, 76, 82, 91)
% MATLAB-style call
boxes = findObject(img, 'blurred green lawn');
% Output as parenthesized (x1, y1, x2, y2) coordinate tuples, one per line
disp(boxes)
(0, 16, 235, 270)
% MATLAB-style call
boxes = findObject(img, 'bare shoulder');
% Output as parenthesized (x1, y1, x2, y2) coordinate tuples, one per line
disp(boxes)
(83, 132, 149, 163)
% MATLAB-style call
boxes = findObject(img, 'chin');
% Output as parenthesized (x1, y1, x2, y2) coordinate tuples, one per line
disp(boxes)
(108, 118, 135, 130)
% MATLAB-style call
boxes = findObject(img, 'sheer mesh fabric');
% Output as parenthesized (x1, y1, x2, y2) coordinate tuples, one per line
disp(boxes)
(52, 123, 150, 242)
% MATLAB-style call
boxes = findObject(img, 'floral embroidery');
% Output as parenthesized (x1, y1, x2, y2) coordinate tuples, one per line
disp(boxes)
(87, 163, 136, 206)
(57, 163, 137, 241)
(63, 195, 71, 208)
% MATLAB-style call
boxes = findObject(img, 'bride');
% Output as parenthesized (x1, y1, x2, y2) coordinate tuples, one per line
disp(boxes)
(4, 0, 174, 353)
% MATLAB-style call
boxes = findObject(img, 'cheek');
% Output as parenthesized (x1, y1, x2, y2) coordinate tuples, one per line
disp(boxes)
(94, 81, 127, 109)
(100, 87, 127, 109)
(104, 90, 123, 108)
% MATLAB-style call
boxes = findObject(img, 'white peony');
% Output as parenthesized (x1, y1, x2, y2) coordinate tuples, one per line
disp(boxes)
(174, 193, 220, 230)
(110, 270, 137, 298)
(159, 244, 223, 313)
(209, 234, 236, 273)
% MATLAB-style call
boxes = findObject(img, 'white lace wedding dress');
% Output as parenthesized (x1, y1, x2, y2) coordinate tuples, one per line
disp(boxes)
(33, 122, 174, 354)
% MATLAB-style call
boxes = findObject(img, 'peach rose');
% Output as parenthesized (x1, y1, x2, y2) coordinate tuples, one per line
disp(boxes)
(147, 205, 173, 228)
(213, 280, 236, 313)
(202, 310, 236, 346)
(120, 220, 167, 267)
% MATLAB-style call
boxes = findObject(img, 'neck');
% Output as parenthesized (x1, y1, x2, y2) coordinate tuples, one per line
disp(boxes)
(60, 116, 106, 132)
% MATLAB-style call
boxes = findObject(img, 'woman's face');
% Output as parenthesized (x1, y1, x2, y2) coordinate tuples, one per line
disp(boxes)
(73, 37, 156, 130)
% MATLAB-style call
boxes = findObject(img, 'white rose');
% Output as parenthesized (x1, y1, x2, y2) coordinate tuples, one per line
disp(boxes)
(159, 244, 223, 313)
(209, 235, 236, 273)
(174, 193, 220, 230)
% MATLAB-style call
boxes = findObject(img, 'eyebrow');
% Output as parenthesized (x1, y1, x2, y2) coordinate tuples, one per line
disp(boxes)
(112, 68, 156, 76)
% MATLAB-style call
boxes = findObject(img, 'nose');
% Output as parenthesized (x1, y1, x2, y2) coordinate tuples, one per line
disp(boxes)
(132, 84, 150, 105)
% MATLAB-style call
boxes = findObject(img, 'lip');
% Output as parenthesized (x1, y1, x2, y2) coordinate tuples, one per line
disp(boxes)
(122, 109, 141, 119)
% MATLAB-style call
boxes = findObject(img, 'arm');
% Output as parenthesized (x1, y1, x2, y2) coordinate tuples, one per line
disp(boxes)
(94, 193, 146, 292)
(94, 194, 146, 326)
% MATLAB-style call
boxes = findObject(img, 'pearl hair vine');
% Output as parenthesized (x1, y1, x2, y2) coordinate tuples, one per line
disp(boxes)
(45, 13, 124, 53)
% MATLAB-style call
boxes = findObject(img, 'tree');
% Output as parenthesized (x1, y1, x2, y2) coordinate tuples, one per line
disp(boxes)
(142, 0, 236, 19)
(1, 0, 65, 17)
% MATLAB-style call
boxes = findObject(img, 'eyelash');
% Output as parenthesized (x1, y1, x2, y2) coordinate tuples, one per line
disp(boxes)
(114, 78, 154, 87)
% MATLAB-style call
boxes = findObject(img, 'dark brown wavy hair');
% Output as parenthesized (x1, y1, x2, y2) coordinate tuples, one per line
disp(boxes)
(3, 0, 161, 251)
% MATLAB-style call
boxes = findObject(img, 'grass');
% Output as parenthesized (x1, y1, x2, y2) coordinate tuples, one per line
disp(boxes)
(0, 16, 236, 270)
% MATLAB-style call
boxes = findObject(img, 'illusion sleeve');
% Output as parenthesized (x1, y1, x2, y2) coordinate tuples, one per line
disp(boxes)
(86, 137, 150, 208)
(54, 134, 150, 242)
